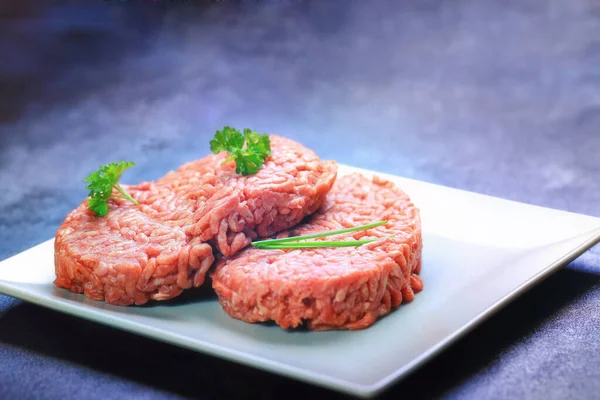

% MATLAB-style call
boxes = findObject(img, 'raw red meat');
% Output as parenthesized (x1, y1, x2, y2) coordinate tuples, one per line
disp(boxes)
(211, 173, 423, 330)
(54, 136, 337, 306)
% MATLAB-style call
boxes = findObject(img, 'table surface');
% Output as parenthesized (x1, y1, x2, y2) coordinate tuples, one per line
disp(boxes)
(1, 1, 599, 399)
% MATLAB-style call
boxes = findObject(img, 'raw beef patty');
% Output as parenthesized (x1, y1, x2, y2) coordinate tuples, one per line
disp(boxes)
(54, 136, 337, 306)
(211, 173, 423, 331)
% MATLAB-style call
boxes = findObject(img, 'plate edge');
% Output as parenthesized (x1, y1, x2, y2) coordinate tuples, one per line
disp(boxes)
(365, 226, 600, 396)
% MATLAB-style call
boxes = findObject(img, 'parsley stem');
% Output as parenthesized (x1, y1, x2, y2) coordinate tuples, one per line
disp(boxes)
(114, 183, 139, 205)
(221, 155, 236, 165)
(251, 220, 388, 247)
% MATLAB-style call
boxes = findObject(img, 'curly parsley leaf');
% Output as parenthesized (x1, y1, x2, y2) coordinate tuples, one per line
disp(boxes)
(244, 128, 271, 159)
(83, 161, 139, 217)
(87, 196, 109, 217)
(210, 126, 271, 176)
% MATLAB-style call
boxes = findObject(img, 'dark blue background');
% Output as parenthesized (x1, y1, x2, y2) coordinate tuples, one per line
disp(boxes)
(1, 1, 599, 399)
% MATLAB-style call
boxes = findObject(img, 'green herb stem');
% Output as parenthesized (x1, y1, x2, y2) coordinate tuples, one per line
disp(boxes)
(253, 239, 379, 249)
(114, 183, 139, 205)
(251, 220, 387, 247)
(221, 155, 236, 165)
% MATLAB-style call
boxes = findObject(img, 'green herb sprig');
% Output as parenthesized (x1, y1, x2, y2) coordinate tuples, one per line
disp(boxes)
(84, 161, 138, 217)
(251, 220, 388, 250)
(210, 126, 271, 176)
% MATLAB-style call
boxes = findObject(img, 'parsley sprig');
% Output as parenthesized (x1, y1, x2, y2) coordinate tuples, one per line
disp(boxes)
(210, 126, 271, 176)
(84, 161, 139, 217)
(251, 220, 389, 249)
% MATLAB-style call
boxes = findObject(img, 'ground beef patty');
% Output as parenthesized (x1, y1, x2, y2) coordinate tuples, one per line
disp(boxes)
(54, 136, 337, 306)
(211, 173, 423, 331)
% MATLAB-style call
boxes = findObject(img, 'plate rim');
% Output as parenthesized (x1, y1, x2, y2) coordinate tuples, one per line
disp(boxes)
(1, 165, 599, 398)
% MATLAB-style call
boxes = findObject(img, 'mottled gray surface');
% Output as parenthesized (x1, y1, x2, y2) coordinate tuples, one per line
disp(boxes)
(0, 1, 599, 399)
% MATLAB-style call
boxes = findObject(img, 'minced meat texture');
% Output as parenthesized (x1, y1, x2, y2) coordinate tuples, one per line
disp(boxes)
(54, 135, 337, 306)
(211, 173, 423, 331)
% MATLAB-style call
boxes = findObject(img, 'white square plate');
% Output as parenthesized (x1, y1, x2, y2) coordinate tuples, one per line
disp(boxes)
(1, 165, 599, 398)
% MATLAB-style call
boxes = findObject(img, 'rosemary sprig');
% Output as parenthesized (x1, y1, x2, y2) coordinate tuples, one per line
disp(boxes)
(251, 220, 388, 250)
